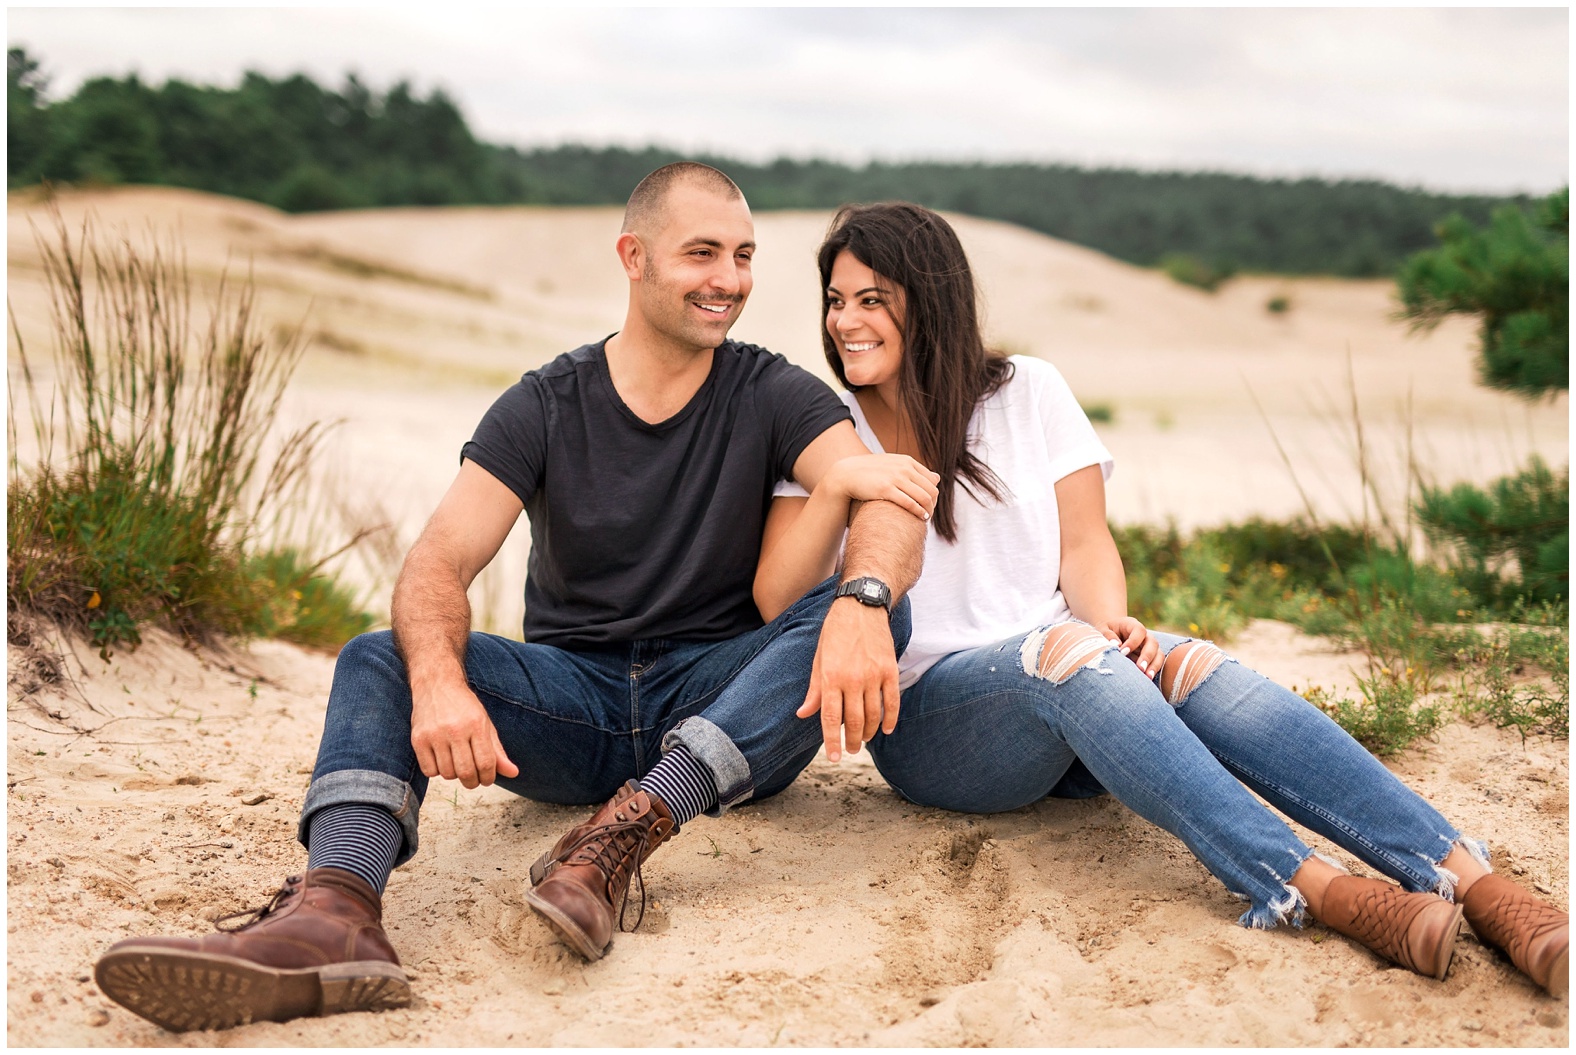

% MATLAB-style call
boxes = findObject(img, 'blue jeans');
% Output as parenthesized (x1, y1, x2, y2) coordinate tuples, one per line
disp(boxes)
(297, 578, 911, 868)
(868, 626, 1481, 929)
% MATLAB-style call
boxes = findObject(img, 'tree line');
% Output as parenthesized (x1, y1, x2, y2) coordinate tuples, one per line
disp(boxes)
(7, 47, 1530, 277)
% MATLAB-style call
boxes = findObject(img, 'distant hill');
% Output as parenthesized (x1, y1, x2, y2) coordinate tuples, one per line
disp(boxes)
(7, 46, 1524, 277)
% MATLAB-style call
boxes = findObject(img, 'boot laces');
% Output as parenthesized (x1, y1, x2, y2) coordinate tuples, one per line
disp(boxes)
(554, 818, 657, 933)
(214, 875, 302, 932)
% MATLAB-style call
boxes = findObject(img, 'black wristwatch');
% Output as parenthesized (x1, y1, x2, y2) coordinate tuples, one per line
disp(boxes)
(835, 576, 892, 611)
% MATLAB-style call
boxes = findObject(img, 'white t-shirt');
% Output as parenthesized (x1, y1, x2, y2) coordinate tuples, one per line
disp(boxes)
(776, 355, 1114, 688)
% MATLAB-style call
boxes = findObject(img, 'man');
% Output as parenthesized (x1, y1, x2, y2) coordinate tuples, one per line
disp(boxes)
(93, 163, 933, 1033)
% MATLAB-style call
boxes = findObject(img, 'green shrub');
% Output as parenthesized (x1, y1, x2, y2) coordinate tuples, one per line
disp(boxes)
(1415, 455, 1568, 605)
(1266, 295, 1291, 314)
(1452, 611, 1569, 741)
(1159, 253, 1237, 292)
(1080, 401, 1115, 424)
(1396, 187, 1568, 398)
(7, 203, 373, 654)
(246, 548, 374, 649)
(1306, 675, 1443, 756)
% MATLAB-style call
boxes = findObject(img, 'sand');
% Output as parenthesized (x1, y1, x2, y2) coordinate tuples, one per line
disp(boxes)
(6, 619, 1568, 1047)
(5, 186, 1570, 1045)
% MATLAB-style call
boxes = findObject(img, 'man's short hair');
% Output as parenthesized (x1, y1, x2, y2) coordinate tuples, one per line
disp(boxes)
(622, 162, 744, 236)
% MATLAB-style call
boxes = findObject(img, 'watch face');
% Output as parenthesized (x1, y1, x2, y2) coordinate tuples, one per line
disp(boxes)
(861, 581, 882, 602)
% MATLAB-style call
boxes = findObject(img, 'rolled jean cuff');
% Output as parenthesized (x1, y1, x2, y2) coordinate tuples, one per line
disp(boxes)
(298, 768, 421, 868)
(662, 716, 753, 817)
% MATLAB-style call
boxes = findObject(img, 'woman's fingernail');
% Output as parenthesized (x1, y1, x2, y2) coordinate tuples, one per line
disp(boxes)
(1119, 646, 1130, 656)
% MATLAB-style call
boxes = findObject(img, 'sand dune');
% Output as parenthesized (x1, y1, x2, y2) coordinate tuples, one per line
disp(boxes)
(8, 186, 1566, 631)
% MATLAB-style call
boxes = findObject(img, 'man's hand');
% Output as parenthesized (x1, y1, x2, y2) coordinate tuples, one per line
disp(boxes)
(410, 682, 520, 790)
(795, 598, 901, 761)
(1095, 615, 1160, 678)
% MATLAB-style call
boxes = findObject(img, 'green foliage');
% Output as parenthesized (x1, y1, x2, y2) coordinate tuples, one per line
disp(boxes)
(6, 46, 1525, 277)
(1266, 295, 1291, 314)
(1415, 456, 1568, 605)
(1453, 615, 1569, 742)
(1117, 515, 1567, 753)
(1304, 676, 1443, 757)
(6, 205, 374, 654)
(1159, 253, 1237, 291)
(1079, 401, 1115, 424)
(245, 548, 374, 649)
(1396, 188, 1569, 397)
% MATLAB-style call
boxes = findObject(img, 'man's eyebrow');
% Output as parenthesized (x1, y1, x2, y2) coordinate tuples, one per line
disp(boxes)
(678, 237, 756, 252)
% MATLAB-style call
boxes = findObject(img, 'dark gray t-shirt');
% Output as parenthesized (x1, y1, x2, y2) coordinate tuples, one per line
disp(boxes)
(461, 337, 851, 650)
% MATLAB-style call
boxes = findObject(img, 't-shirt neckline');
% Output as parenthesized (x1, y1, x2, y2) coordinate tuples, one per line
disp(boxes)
(593, 335, 724, 433)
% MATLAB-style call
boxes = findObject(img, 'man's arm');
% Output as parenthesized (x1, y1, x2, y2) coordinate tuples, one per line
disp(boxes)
(784, 422, 928, 761)
(392, 459, 525, 789)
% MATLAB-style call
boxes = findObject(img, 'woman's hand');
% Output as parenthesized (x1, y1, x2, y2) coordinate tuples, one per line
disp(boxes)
(1094, 615, 1161, 678)
(825, 454, 940, 522)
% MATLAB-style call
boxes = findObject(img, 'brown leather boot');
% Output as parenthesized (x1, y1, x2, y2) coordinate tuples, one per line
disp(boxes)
(1317, 875, 1463, 980)
(524, 780, 675, 961)
(94, 867, 409, 1032)
(1461, 874, 1569, 998)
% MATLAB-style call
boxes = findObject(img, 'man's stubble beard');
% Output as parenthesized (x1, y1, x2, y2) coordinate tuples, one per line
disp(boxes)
(639, 254, 739, 353)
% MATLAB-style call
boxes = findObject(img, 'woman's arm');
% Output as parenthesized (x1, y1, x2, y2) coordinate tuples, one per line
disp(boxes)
(1055, 463, 1160, 676)
(754, 454, 940, 622)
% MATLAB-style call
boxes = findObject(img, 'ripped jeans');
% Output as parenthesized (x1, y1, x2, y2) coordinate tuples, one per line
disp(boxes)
(867, 623, 1483, 929)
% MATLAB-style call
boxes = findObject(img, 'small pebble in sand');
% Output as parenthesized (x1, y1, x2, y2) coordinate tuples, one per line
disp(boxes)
(30, 991, 44, 1003)
(87, 1009, 111, 1027)
(241, 792, 272, 806)
(1463, 1021, 1483, 1032)
(542, 980, 565, 996)
(1534, 882, 1551, 895)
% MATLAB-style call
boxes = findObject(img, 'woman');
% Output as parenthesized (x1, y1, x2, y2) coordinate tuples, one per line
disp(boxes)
(757, 201, 1568, 995)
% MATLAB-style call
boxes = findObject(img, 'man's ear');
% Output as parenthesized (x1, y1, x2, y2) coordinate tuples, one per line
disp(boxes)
(615, 231, 645, 281)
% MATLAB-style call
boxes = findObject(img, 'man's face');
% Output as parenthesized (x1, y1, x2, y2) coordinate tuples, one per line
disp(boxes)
(632, 184, 755, 352)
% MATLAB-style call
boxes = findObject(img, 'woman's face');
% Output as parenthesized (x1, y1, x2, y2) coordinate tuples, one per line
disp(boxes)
(825, 250, 904, 390)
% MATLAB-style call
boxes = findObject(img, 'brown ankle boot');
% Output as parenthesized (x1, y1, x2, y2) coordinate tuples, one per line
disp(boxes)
(524, 780, 675, 961)
(1318, 875, 1463, 980)
(1461, 874, 1569, 998)
(94, 867, 408, 1032)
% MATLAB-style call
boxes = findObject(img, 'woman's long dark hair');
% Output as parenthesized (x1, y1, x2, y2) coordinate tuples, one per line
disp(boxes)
(817, 202, 1012, 542)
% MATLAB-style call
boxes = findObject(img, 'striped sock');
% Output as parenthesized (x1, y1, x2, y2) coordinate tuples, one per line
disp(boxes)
(636, 744, 717, 828)
(305, 803, 404, 895)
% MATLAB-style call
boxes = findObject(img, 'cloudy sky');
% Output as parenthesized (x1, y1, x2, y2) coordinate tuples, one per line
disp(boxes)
(8, 6, 1568, 194)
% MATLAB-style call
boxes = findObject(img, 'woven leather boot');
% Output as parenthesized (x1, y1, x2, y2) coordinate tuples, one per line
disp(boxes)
(524, 780, 675, 961)
(94, 867, 408, 1032)
(1461, 874, 1569, 998)
(1318, 875, 1463, 980)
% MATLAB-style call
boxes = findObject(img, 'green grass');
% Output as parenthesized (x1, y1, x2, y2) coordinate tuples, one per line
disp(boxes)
(1118, 515, 1568, 752)
(7, 201, 374, 655)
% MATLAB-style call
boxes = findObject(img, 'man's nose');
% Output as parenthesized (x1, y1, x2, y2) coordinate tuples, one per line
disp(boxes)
(704, 258, 744, 297)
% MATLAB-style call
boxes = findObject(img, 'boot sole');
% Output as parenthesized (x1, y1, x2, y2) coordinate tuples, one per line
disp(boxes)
(1429, 903, 1465, 981)
(1547, 946, 1568, 999)
(94, 945, 409, 1033)
(523, 887, 609, 961)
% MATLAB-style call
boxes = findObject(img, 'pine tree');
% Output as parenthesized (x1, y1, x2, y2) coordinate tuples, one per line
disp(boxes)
(1396, 188, 1568, 398)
